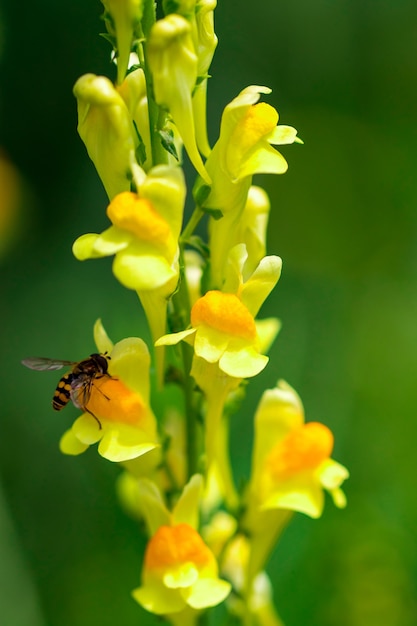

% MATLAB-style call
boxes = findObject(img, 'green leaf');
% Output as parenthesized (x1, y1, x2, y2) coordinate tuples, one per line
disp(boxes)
(133, 121, 147, 165)
(202, 206, 223, 220)
(159, 129, 179, 160)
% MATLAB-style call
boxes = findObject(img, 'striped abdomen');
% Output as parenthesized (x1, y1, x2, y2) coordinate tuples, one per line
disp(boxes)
(52, 372, 75, 411)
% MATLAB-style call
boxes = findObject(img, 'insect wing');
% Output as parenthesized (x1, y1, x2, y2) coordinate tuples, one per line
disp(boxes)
(22, 357, 76, 372)
(69, 376, 93, 410)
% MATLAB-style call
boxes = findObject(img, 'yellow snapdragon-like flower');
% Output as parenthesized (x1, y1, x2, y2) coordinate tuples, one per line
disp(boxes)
(249, 380, 349, 519)
(203, 85, 299, 287)
(156, 245, 281, 378)
(162, 0, 217, 157)
(72, 166, 185, 355)
(241, 380, 349, 583)
(157, 290, 265, 378)
(60, 321, 159, 463)
(147, 14, 210, 182)
(133, 522, 231, 615)
(129, 474, 231, 617)
(73, 73, 141, 200)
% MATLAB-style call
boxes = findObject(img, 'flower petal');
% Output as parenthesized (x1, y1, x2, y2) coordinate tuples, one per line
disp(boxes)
(71, 413, 103, 445)
(194, 326, 229, 363)
(262, 478, 325, 519)
(239, 255, 282, 317)
(98, 424, 159, 462)
(256, 318, 281, 354)
(59, 429, 89, 456)
(112, 247, 178, 290)
(219, 346, 268, 378)
(186, 577, 231, 609)
(93, 318, 114, 354)
(155, 328, 196, 347)
(267, 124, 299, 145)
(238, 144, 288, 179)
(172, 474, 203, 529)
(132, 583, 186, 615)
(110, 337, 151, 399)
(93, 226, 132, 255)
(164, 563, 199, 589)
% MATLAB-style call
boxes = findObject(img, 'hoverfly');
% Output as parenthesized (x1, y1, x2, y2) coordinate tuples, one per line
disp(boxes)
(21, 353, 112, 429)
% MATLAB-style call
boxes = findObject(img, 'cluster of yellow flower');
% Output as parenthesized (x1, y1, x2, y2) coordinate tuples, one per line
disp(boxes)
(60, 1, 349, 624)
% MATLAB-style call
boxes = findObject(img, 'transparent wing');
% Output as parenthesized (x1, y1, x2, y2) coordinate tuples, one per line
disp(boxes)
(70, 377, 93, 409)
(21, 357, 75, 372)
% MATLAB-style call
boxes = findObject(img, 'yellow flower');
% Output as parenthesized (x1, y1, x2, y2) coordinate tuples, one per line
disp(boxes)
(127, 474, 231, 616)
(156, 246, 281, 378)
(162, 0, 217, 157)
(133, 522, 231, 614)
(249, 380, 349, 519)
(203, 85, 300, 287)
(72, 167, 185, 363)
(59, 321, 159, 463)
(147, 14, 210, 183)
(157, 289, 266, 378)
(73, 73, 142, 200)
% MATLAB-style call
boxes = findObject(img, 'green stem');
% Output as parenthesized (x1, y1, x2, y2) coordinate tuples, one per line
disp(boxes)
(180, 207, 204, 244)
(171, 256, 200, 479)
(139, 0, 169, 167)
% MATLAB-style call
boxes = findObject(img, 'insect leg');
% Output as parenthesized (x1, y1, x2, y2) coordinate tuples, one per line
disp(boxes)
(83, 406, 103, 430)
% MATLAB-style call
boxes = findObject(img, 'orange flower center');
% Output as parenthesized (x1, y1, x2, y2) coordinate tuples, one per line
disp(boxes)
(266, 422, 334, 479)
(145, 524, 213, 570)
(86, 377, 146, 425)
(107, 191, 174, 252)
(191, 291, 257, 341)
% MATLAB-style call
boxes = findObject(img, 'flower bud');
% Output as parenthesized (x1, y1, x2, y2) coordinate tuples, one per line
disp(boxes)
(147, 15, 210, 182)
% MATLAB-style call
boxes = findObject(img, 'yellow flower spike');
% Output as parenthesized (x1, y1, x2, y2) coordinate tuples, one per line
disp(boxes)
(60, 333, 159, 463)
(101, 0, 144, 85)
(147, 14, 211, 183)
(73, 73, 140, 199)
(132, 523, 231, 615)
(205, 85, 299, 287)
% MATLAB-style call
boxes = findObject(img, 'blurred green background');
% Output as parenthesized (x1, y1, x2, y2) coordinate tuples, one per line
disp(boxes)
(1, 1, 417, 625)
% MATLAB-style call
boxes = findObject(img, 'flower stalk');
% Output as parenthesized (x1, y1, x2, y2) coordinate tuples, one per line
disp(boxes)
(25, 2, 350, 625)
